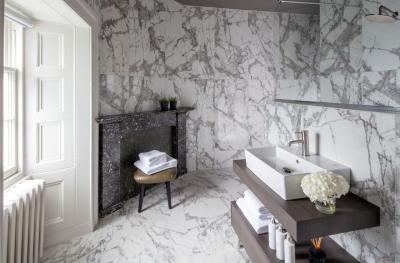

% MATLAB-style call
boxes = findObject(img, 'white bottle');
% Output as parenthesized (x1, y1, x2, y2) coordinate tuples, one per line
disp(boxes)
(268, 218, 278, 250)
(284, 233, 296, 263)
(276, 224, 286, 260)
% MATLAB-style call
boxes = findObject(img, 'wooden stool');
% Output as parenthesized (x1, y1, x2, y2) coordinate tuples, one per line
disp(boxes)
(133, 168, 177, 213)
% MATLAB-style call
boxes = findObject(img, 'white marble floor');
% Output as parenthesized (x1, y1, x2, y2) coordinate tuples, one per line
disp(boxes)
(42, 169, 250, 263)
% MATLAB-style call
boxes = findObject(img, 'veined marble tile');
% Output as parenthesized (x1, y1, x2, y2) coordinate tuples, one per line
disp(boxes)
(322, 0, 362, 5)
(143, 9, 199, 78)
(319, 4, 362, 75)
(319, 72, 360, 104)
(210, 8, 241, 79)
(211, 9, 275, 80)
(362, 21, 400, 72)
(265, 102, 305, 146)
(361, 70, 400, 106)
(186, 80, 217, 171)
(362, 0, 400, 72)
(214, 78, 249, 151)
(226, 11, 275, 80)
(277, 77, 320, 102)
(276, 13, 320, 80)
(99, 0, 132, 74)
(99, 73, 147, 115)
(42, 169, 249, 263)
(137, 0, 183, 13)
(214, 78, 270, 152)
(247, 78, 271, 148)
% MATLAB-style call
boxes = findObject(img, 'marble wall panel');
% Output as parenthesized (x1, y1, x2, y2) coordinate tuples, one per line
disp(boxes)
(361, 70, 400, 106)
(186, 79, 217, 171)
(319, 3, 363, 76)
(276, 13, 320, 79)
(99, 0, 133, 74)
(363, 0, 400, 72)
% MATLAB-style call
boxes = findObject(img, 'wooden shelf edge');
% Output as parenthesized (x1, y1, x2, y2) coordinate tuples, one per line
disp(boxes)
(231, 201, 359, 263)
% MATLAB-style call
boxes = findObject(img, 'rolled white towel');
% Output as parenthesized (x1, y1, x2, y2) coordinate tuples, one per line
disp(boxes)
(244, 190, 269, 214)
(237, 198, 268, 234)
(139, 150, 166, 164)
(135, 155, 177, 175)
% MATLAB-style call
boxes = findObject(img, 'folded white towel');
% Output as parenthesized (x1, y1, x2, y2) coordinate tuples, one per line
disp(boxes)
(243, 195, 272, 221)
(135, 155, 177, 175)
(143, 155, 167, 167)
(244, 190, 269, 214)
(237, 198, 269, 234)
(139, 150, 166, 164)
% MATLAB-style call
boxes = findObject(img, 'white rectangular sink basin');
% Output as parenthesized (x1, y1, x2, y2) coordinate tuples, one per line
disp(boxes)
(245, 146, 350, 200)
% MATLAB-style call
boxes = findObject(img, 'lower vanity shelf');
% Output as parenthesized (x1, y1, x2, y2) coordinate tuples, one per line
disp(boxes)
(231, 201, 359, 263)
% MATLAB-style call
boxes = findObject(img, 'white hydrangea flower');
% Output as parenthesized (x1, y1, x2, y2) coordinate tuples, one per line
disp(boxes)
(301, 171, 350, 203)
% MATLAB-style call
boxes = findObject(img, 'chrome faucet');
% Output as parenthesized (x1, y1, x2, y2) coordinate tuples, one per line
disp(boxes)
(288, 130, 310, 156)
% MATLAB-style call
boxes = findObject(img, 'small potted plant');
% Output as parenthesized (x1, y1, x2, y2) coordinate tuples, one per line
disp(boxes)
(301, 171, 349, 214)
(309, 237, 327, 263)
(169, 97, 177, 110)
(159, 97, 169, 111)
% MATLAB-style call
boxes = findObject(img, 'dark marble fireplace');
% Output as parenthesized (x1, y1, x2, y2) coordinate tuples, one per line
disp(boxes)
(96, 108, 193, 217)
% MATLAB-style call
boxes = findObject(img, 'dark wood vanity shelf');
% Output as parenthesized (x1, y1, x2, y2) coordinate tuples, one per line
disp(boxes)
(231, 159, 380, 262)
(231, 201, 358, 263)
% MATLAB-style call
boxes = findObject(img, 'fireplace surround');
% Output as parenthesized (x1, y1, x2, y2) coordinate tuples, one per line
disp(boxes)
(96, 107, 193, 217)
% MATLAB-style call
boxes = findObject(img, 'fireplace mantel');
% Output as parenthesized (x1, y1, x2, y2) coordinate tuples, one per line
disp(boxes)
(96, 107, 194, 217)
(96, 107, 194, 125)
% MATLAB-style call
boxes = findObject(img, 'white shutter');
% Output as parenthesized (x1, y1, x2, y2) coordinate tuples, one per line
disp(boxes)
(25, 22, 76, 235)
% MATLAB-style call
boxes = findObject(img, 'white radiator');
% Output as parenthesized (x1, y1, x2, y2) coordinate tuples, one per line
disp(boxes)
(2, 179, 45, 263)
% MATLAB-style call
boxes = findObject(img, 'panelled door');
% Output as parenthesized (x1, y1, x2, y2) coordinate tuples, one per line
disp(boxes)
(25, 21, 76, 235)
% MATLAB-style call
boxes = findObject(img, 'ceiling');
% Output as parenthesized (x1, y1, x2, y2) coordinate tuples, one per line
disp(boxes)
(6, 0, 88, 27)
(175, 0, 320, 14)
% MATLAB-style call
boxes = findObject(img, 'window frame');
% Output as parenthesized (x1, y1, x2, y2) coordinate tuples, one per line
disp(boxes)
(3, 17, 24, 183)
(3, 66, 18, 179)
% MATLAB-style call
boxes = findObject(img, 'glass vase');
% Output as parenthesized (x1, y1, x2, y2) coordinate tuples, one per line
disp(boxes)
(315, 198, 336, 214)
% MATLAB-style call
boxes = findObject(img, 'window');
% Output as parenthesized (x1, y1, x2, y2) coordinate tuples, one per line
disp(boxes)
(3, 18, 23, 179)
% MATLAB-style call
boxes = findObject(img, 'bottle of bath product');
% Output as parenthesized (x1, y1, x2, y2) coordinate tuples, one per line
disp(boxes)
(276, 224, 286, 260)
(268, 217, 278, 249)
(284, 233, 295, 263)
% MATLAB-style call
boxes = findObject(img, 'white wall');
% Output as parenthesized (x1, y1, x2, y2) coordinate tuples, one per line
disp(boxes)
(64, 0, 100, 228)
(0, 0, 5, 258)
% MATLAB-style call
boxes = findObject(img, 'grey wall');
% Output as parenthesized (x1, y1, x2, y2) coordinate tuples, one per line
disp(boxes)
(85, 0, 399, 261)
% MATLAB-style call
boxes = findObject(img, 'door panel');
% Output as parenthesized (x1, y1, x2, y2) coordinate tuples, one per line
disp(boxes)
(37, 78, 64, 112)
(38, 168, 75, 233)
(37, 121, 63, 163)
(37, 31, 64, 70)
(25, 22, 75, 234)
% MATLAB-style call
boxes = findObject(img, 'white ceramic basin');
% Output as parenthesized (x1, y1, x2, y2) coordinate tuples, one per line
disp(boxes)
(245, 146, 351, 200)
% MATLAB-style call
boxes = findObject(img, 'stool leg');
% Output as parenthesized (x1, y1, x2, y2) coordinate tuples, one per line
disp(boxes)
(165, 182, 172, 209)
(138, 184, 145, 213)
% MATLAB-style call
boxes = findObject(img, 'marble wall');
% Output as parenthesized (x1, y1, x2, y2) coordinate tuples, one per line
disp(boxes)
(96, 0, 277, 171)
(276, 0, 400, 106)
(84, 0, 400, 261)
(275, 12, 321, 101)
